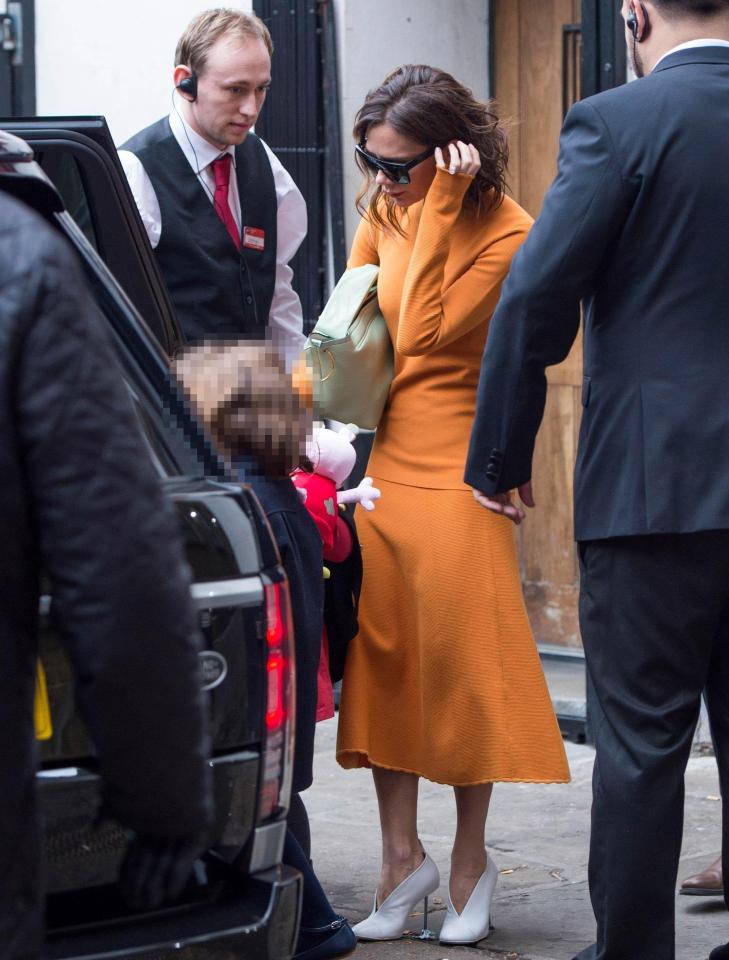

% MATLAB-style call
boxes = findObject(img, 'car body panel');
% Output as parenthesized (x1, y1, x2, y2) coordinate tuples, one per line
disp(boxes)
(43, 865, 300, 960)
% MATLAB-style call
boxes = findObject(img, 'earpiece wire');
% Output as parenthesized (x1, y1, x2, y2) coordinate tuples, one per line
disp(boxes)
(171, 87, 217, 207)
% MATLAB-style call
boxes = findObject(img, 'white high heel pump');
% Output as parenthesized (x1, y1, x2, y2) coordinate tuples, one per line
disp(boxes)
(439, 855, 498, 944)
(352, 852, 440, 941)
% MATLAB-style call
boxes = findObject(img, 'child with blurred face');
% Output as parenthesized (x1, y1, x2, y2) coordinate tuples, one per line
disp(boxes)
(174, 341, 356, 960)
(174, 340, 311, 475)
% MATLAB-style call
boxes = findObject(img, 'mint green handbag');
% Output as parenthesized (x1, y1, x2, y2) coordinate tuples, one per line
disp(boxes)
(304, 264, 394, 430)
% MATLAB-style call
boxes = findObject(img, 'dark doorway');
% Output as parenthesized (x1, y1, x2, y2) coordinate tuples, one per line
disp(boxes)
(581, 0, 627, 97)
(0, 0, 35, 116)
(252, 0, 346, 333)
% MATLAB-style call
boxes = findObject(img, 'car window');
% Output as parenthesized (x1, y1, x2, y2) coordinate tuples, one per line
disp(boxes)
(54, 207, 224, 481)
(126, 381, 180, 478)
(34, 150, 98, 250)
(0, 122, 181, 355)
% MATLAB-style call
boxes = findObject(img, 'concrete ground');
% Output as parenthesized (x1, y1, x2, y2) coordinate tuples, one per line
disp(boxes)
(305, 688, 726, 960)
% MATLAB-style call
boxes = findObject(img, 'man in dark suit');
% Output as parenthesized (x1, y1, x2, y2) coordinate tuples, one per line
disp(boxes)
(464, 2, 729, 958)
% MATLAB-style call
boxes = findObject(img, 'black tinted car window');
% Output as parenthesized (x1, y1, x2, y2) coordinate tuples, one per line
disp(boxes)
(125, 381, 179, 478)
(0, 121, 180, 353)
(35, 150, 97, 250)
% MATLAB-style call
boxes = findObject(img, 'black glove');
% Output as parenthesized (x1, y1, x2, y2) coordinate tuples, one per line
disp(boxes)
(119, 834, 203, 912)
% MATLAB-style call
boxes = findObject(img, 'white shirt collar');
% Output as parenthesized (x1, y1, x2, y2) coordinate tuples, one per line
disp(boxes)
(654, 38, 729, 70)
(168, 98, 236, 173)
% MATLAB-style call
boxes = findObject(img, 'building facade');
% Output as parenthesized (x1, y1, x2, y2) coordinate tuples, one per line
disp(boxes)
(1, 0, 628, 648)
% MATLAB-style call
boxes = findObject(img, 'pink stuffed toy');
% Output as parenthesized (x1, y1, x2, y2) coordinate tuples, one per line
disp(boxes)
(291, 426, 381, 720)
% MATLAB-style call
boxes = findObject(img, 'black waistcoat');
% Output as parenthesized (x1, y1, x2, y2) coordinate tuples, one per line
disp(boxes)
(122, 118, 277, 343)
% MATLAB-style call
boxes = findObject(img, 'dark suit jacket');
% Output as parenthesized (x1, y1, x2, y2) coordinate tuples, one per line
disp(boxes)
(464, 47, 729, 541)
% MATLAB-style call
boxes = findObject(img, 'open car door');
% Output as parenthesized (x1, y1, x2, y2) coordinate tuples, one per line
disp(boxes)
(0, 115, 182, 356)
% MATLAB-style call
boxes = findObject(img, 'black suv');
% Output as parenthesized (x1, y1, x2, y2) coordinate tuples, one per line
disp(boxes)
(0, 121, 301, 959)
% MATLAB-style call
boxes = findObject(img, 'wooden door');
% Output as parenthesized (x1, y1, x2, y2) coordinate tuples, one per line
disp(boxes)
(493, 0, 583, 647)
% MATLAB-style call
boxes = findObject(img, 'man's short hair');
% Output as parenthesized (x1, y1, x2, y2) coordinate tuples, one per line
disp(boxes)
(175, 8, 273, 73)
(652, 0, 729, 17)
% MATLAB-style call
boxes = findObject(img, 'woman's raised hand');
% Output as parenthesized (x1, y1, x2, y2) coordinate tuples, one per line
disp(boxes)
(435, 141, 481, 178)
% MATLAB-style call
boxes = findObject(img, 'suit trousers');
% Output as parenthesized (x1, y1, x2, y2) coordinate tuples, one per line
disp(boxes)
(574, 531, 729, 960)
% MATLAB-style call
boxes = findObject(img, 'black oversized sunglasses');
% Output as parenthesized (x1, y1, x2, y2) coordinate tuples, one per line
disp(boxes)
(355, 142, 433, 185)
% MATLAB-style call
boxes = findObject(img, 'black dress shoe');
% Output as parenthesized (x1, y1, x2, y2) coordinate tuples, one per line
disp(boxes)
(709, 944, 729, 960)
(295, 916, 357, 960)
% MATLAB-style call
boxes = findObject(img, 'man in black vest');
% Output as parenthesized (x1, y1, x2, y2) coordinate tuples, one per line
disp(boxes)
(120, 8, 305, 366)
(464, 2, 729, 958)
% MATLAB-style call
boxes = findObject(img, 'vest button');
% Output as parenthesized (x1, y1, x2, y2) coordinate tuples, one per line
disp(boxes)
(245, 295, 253, 305)
(240, 263, 247, 273)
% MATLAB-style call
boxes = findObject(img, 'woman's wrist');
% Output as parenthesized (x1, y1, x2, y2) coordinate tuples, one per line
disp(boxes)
(435, 166, 474, 188)
(424, 166, 473, 214)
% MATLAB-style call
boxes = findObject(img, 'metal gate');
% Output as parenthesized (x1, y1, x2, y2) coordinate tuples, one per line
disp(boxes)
(252, 0, 346, 332)
(581, 0, 627, 97)
(0, 0, 34, 116)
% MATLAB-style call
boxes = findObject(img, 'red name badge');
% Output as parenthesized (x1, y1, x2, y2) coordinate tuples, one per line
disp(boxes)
(243, 226, 266, 251)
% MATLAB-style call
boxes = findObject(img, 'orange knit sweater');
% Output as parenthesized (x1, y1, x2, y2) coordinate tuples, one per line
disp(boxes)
(349, 167, 533, 488)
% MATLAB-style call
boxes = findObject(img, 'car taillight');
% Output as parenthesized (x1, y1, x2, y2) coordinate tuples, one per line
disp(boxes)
(266, 653, 285, 730)
(258, 578, 295, 822)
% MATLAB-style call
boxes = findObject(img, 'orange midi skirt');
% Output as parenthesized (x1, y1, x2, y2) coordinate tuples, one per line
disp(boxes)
(336, 479, 570, 786)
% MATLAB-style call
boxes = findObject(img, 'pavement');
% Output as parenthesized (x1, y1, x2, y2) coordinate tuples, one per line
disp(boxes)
(305, 660, 726, 960)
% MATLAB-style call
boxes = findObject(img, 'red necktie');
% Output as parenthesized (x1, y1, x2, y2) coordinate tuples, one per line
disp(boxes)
(211, 154, 240, 249)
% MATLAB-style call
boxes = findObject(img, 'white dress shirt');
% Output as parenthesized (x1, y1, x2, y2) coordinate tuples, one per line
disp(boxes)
(654, 38, 729, 70)
(118, 99, 307, 368)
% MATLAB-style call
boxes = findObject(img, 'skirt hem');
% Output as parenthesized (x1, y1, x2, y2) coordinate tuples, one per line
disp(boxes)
(335, 748, 571, 788)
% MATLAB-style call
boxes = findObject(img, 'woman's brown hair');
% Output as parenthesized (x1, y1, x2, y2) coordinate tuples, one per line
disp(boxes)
(354, 64, 509, 234)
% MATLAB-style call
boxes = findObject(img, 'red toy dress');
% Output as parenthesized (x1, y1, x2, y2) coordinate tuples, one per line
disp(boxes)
(291, 470, 353, 721)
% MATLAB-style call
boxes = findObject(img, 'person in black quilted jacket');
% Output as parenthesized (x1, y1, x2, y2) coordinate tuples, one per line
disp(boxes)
(0, 189, 212, 959)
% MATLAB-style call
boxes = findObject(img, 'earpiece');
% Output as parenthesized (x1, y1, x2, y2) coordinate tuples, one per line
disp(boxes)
(627, 2, 649, 42)
(176, 71, 198, 101)
(626, 10, 639, 39)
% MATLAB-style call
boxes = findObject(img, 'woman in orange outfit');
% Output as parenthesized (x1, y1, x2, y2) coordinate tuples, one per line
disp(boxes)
(336, 65, 570, 945)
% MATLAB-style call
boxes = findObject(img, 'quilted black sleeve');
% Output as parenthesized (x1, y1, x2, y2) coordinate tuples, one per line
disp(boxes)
(14, 216, 212, 840)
